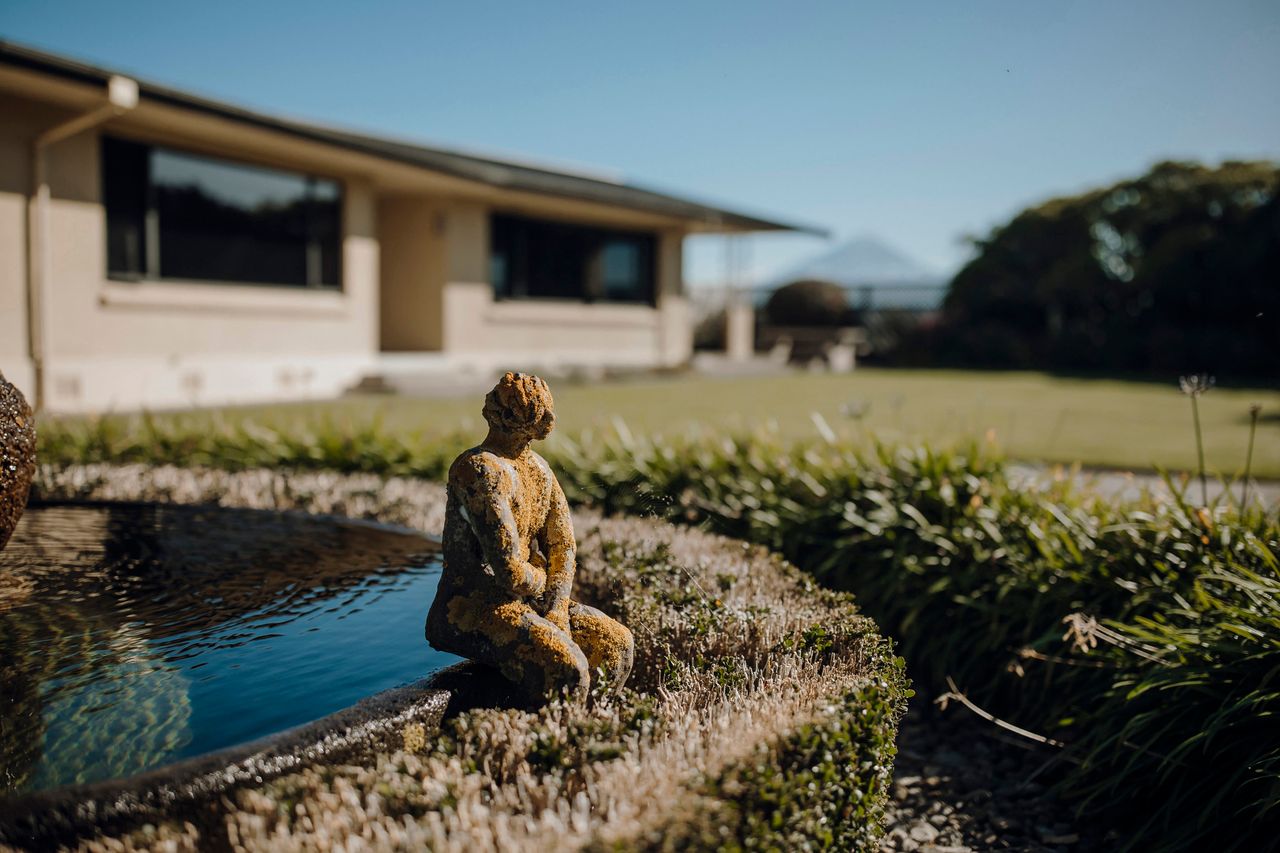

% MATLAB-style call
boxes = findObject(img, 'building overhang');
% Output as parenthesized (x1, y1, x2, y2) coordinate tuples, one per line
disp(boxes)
(0, 40, 828, 237)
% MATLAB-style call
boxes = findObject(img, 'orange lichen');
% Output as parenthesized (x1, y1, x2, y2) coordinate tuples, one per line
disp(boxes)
(444, 593, 522, 647)
(568, 603, 635, 680)
(426, 372, 634, 700)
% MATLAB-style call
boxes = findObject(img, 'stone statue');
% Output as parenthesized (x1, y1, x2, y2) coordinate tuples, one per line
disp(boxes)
(427, 372, 634, 700)
(0, 372, 36, 551)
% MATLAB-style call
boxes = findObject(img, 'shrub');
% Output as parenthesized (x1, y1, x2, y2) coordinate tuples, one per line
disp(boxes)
(764, 279, 851, 327)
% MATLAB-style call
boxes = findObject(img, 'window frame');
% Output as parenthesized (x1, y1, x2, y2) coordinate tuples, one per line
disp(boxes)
(489, 212, 658, 307)
(100, 135, 345, 292)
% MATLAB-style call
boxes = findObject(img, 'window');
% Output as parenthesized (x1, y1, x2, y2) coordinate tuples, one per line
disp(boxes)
(490, 214, 655, 304)
(102, 137, 342, 289)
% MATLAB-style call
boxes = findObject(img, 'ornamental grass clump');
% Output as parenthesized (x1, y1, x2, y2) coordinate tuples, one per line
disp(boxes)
(545, 429, 1279, 852)
(1060, 559, 1280, 847)
(37, 411, 466, 479)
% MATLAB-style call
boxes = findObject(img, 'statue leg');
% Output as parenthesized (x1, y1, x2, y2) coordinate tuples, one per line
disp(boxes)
(429, 596, 591, 700)
(568, 602, 635, 692)
(508, 608, 592, 700)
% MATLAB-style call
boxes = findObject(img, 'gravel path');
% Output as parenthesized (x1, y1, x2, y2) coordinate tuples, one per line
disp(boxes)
(881, 703, 1110, 852)
(1007, 463, 1280, 509)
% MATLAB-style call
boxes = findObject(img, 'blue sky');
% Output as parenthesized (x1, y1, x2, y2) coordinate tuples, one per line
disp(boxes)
(3, 0, 1277, 286)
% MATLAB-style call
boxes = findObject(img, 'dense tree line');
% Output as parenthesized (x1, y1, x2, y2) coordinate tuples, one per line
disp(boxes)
(911, 161, 1279, 378)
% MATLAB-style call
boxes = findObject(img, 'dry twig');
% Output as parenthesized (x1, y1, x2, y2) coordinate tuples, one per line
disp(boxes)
(936, 676, 1066, 749)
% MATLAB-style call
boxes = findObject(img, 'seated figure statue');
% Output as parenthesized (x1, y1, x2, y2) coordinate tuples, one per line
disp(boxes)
(426, 372, 634, 700)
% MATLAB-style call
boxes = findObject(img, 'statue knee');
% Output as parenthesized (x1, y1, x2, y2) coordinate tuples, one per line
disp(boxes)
(523, 616, 591, 700)
(603, 622, 635, 689)
(569, 604, 635, 691)
(614, 623, 635, 677)
(541, 651, 590, 700)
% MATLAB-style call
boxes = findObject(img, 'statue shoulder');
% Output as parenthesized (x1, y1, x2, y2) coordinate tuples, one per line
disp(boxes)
(528, 450, 561, 482)
(449, 448, 515, 492)
(528, 451, 564, 495)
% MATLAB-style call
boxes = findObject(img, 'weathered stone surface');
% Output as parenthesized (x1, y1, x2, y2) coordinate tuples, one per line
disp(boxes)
(0, 372, 36, 551)
(426, 372, 634, 700)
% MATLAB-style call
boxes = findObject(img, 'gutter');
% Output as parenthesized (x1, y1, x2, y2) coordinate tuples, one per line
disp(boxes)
(27, 74, 137, 410)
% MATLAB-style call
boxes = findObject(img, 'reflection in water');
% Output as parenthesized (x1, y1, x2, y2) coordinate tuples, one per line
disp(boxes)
(0, 504, 458, 794)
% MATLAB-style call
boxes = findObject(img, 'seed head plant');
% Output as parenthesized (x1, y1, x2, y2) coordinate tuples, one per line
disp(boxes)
(1242, 403, 1261, 509)
(1178, 374, 1214, 506)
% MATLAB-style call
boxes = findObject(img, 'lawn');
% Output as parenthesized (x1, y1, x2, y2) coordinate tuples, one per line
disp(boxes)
(57, 369, 1279, 478)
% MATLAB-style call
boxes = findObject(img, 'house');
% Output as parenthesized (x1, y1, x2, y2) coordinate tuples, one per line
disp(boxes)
(0, 41, 818, 413)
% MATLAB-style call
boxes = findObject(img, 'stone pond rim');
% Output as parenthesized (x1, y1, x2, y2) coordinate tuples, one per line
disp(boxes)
(0, 497, 528, 848)
(0, 654, 524, 848)
(0, 371, 37, 551)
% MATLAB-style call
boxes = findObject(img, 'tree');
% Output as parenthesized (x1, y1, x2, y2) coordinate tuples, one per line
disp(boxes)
(930, 161, 1280, 376)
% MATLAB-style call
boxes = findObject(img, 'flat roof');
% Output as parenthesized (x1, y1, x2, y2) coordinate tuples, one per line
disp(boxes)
(0, 40, 827, 236)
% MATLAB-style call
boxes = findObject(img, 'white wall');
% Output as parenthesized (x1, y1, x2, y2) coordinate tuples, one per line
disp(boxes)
(0, 90, 382, 412)
(437, 223, 691, 371)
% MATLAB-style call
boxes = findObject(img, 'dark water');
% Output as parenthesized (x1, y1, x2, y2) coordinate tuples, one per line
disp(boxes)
(0, 504, 460, 795)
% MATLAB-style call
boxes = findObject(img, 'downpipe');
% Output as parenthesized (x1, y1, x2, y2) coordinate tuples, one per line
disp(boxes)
(27, 74, 137, 411)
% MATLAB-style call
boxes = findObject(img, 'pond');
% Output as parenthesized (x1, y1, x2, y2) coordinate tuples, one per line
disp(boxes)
(0, 503, 460, 795)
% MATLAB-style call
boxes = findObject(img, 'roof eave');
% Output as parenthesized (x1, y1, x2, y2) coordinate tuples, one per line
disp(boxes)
(0, 40, 827, 235)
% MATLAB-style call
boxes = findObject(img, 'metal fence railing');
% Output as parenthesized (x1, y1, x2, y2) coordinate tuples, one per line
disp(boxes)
(692, 283, 951, 357)
(742, 282, 948, 315)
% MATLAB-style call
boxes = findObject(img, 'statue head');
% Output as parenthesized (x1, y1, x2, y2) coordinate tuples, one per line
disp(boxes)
(482, 372, 556, 442)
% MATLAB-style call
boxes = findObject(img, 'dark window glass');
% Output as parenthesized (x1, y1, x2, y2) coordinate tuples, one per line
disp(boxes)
(102, 137, 149, 278)
(490, 214, 655, 304)
(600, 240, 645, 301)
(102, 137, 342, 289)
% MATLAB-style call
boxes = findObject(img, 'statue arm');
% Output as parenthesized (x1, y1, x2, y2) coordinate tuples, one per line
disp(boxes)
(457, 457, 546, 598)
(532, 474, 575, 632)
(541, 477, 576, 608)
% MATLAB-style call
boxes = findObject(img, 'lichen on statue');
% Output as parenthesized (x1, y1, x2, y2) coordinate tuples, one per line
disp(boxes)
(0, 372, 36, 552)
(426, 372, 634, 700)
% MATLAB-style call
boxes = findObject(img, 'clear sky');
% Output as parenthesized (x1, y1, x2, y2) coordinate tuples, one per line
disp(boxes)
(3, 0, 1277, 287)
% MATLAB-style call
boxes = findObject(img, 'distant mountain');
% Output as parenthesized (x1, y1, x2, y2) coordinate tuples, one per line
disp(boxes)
(760, 235, 946, 311)
(767, 235, 940, 287)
